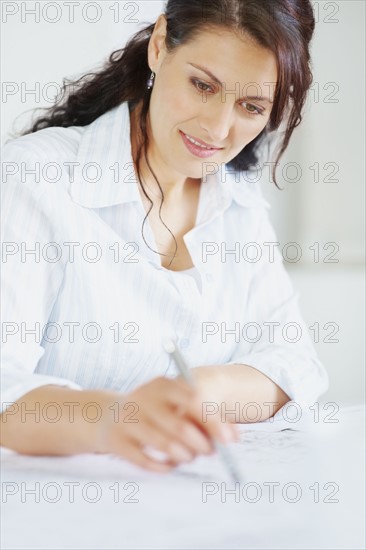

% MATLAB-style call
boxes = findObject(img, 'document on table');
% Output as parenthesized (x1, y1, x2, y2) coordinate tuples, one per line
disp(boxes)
(0, 402, 314, 484)
(1, 405, 364, 550)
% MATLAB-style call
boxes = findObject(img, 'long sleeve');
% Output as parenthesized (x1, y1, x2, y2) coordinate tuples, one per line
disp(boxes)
(0, 100, 330, 420)
(1, 140, 82, 415)
(225, 206, 329, 407)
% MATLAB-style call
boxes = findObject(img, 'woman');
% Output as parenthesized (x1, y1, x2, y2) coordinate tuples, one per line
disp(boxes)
(1, 0, 328, 471)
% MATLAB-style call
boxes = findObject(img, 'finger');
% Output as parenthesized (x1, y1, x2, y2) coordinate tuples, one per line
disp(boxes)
(160, 377, 197, 407)
(183, 399, 237, 444)
(164, 379, 240, 445)
(124, 421, 195, 464)
(113, 438, 176, 472)
(116, 440, 176, 473)
(147, 406, 215, 456)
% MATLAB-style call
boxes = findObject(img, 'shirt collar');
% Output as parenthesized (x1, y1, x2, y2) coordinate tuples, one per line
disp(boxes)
(69, 100, 270, 211)
(216, 164, 270, 211)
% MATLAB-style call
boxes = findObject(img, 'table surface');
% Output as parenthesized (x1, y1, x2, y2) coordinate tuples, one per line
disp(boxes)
(1, 404, 365, 550)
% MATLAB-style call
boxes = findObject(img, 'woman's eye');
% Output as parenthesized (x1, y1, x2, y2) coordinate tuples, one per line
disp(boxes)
(241, 102, 263, 116)
(191, 78, 264, 116)
(191, 79, 214, 93)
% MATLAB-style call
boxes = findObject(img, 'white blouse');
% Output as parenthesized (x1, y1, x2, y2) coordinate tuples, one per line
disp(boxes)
(174, 267, 202, 293)
(0, 100, 329, 416)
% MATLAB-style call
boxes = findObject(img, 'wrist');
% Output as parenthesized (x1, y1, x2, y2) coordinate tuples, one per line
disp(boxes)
(80, 389, 124, 454)
(190, 365, 227, 404)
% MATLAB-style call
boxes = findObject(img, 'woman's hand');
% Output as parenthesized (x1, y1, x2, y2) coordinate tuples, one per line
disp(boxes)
(96, 375, 239, 473)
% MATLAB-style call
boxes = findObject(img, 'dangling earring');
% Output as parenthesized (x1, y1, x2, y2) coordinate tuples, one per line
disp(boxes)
(147, 71, 155, 90)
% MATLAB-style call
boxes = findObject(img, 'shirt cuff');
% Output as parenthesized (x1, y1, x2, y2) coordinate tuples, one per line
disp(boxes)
(224, 354, 329, 411)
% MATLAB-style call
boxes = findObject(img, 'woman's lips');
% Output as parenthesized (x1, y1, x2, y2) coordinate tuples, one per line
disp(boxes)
(180, 131, 222, 158)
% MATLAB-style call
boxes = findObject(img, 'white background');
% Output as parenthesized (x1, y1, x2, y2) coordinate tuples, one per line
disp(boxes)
(1, 1, 365, 405)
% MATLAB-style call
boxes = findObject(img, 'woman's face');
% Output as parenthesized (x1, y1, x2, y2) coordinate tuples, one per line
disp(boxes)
(145, 15, 278, 183)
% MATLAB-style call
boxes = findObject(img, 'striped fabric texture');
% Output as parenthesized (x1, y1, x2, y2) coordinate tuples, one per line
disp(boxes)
(0, 101, 329, 415)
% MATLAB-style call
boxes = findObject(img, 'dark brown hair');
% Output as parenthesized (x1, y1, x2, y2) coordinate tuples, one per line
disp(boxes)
(17, 0, 315, 265)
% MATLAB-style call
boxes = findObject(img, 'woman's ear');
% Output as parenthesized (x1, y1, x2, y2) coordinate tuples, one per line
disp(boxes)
(147, 14, 168, 73)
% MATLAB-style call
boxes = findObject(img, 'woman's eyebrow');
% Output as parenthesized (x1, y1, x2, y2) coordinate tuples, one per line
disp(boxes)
(187, 62, 274, 104)
(188, 62, 224, 85)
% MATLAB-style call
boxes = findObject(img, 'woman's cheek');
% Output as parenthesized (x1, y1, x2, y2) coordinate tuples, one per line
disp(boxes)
(170, 86, 198, 114)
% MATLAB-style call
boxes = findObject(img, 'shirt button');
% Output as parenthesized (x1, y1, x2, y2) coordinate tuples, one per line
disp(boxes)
(206, 273, 213, 282)
(180, 338, 190, 349)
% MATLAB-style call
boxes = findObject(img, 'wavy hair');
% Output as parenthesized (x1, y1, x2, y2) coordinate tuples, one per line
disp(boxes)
(17, 0, 315, 266)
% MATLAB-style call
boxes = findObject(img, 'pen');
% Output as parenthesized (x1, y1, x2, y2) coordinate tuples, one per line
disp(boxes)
(162, 337, 243, 484)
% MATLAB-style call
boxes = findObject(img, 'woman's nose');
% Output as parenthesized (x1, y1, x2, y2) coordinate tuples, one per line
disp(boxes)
(199, 103, 234, 145)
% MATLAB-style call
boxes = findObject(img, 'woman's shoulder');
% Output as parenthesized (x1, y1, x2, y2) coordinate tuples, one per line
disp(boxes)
(1, 126, 88, 207)
(1, 125, 85, 164)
